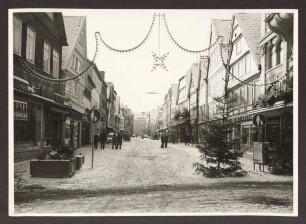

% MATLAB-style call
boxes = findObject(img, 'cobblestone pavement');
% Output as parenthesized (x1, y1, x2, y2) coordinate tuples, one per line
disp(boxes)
(14, 138, 294, 214)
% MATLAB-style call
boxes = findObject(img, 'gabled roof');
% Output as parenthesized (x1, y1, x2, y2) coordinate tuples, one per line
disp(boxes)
(212, 19, 232, 44)
(62, 16, 86, 69)
(234, 13, 261, 66)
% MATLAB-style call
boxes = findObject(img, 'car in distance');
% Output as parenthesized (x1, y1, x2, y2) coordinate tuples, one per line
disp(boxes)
(107, 132, 114, 143)
(141, 134, 149, 139)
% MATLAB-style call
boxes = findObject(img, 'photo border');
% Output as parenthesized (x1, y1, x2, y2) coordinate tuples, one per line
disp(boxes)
(1, 0, 305, 223)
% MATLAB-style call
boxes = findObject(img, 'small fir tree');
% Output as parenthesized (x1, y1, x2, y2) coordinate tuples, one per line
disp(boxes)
(194, 118, 247, 178)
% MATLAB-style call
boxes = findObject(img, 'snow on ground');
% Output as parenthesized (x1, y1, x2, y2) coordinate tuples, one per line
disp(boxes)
(14, 138, 293, 214)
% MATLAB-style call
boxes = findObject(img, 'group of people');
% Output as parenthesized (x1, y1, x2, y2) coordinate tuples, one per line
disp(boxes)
(160, 134, 168, 148)
(93, 131, 122, 150)
(111, 132, 122, 149)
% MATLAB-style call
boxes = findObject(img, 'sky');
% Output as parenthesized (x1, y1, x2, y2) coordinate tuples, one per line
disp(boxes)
(62, 10, 233, 113)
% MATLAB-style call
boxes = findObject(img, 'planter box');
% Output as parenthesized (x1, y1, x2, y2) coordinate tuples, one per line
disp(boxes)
(30, 158, 76, 178)
(75, 155, 85, 170)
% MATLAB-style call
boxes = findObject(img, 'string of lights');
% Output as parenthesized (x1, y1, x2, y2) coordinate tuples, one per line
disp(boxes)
(21, 32, 101, 84)
(98, 14, 156, 53)
(163, 13, 223, 54)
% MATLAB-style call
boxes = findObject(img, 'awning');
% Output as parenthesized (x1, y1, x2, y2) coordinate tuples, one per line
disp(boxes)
(14, 88, 70, 114)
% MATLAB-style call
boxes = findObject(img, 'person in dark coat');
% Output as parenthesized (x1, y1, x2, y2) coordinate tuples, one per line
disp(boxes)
(164, 133, 168, 148)
(94, 133, 100, 149)
(100, 131, 107, 150)
(161, 134, 165, 148)
(117, 133, 122, 149)
(112, 133, 118, 149)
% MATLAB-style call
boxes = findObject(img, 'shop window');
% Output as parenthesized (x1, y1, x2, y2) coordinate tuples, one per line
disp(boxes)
(14, 102, 42, 148)
(13, 15, 22, 55)
(43, 41, 51, 74)
(26, 26, 36, 64)
(242, 125, 250, 150)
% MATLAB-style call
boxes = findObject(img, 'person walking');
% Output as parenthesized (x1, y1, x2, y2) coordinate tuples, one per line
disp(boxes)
(100, 131, 107, 150)
(94, 133, 100, 149)
(117, 133, 122, 149)
(112, 132, 118, 150)
(184, 131, 189, 146)
(164, 133, 168, 148)
(161, 134, 164, 148)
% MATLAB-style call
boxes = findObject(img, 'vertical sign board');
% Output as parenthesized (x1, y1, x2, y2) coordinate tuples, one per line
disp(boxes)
(87, 109, 101, 169)
(253, 142, 263, 164)
(252, 114, 268, 170)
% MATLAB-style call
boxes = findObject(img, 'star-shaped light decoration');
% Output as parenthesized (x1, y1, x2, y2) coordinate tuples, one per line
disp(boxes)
(151, 52, 170, 72)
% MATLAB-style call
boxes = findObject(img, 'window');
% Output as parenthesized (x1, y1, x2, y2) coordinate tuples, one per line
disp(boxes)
(254, 81, 260, 101)
(240, 87, 245, 108)
(247, 85, 253, 105)
(234, 90, 239, 108)
(245, 55, 251, 74)
(71, 55, 81, 73)
(238, 60, 243, 78)
(271, 45, 277, 68)
(279, 41, 285, 64)
(43, 41, 51, 73)
(52, 49, 59, 78)
(26, 26, 36, 63)
(236, 39, 241, 55)
(13, 16, 22, 55)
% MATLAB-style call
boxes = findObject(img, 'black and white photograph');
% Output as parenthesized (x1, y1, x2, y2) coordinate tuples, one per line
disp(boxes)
(8, 8, 298, 217)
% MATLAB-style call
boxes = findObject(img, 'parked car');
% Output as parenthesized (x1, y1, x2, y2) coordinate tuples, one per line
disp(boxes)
(132, 134, 136, 137)
(142, 134, 149, 139)
(106, 132, 114, 143)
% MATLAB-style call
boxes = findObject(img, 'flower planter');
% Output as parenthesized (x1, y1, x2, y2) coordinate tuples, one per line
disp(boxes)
(75, 155, 85, 170)
(30, 158, 76, 178)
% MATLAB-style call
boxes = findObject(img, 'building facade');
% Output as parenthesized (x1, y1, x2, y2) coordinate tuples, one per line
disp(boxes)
(13, 12, 68, 160)
(62, 16, 89, 147)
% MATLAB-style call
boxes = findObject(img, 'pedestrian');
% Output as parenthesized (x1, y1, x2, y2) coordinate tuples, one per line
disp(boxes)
(112, 132, 118, 149)
(164, 133, 168, 148)
(185, 132, 189, 146)
(94, 133, 100, 149)
(100, 131, 107, 150)
(117, 133, 122, 149)
(161, 134, 164, 148)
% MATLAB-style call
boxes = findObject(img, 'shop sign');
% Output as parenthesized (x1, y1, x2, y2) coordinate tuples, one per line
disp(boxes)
(87, 109, 101, 123)
(14, 100, 28, 120)
(253, 142, 269, 164)
(200, 56, 209, 75)
(252, 114, 267, 127)
(231, 114, 253, 123)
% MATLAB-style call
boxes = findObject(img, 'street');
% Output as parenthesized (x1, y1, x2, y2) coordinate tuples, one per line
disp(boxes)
(14, 138, 293, 214)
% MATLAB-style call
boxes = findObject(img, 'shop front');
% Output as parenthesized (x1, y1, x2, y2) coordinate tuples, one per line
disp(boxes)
(64, 109, 82, 148)
(14, 88, 69, 161)
(231, 105, 293, 159)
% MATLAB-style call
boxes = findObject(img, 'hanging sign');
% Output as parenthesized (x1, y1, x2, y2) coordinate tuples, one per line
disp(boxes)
(252, 114, 267, 127)
(87, 109, 101, 123)
(200, 56, 209, 75)
(14, 100, 28, 120)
